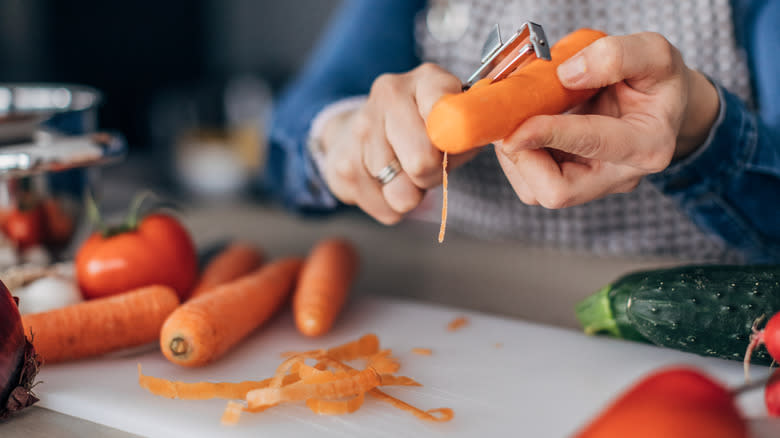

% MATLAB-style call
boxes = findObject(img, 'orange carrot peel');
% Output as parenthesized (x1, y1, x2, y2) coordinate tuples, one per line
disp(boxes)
(447, 316, 469, 331)
(438, 151, 449, 243)
(139, 334, 453, 424)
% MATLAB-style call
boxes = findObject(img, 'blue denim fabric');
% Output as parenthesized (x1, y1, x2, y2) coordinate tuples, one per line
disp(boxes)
(265, 0, 780, 262)
(646, 0, 780, 262)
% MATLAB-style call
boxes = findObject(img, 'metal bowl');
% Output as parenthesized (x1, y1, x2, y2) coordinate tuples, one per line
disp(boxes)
(0, 84, 102, 144)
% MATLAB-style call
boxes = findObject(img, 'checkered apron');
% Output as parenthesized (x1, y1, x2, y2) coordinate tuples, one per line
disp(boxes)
(416, 0, 753, 262)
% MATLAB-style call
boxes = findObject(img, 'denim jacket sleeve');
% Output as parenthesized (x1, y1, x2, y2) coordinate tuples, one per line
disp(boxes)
(263, 0, 425, 213)
(647, 0, 780, 263)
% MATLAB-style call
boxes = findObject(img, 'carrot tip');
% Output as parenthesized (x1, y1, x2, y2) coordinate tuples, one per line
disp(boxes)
(169, 337, 190, 357)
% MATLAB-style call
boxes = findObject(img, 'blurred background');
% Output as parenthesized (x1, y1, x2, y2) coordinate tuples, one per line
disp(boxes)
(0, 0, 343, 200)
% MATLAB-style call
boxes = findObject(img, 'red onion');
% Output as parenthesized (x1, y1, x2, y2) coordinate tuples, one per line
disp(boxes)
(0, 280, 40, 419)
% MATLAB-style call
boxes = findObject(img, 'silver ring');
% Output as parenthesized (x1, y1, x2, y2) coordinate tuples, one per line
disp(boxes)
(374, 158, 401, 185)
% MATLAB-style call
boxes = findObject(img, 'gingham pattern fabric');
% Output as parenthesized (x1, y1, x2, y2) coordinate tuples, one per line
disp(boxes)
(415, 0, 753, 262)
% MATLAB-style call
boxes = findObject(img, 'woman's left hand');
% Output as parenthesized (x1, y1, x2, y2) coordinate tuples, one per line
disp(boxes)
(495, 32, 720, 208)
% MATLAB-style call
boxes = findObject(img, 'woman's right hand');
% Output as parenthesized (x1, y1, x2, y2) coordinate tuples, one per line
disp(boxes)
(318, 63, 473, 224)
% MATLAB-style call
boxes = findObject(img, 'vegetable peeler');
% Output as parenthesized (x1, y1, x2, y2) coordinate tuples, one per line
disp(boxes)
(464, 22, 552, 89)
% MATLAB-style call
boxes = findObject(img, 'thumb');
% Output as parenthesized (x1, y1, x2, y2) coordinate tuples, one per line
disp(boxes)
(556, 33, 682, 92)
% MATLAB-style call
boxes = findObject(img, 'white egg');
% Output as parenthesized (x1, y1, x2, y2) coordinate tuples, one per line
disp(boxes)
(15, 276, 83, 315)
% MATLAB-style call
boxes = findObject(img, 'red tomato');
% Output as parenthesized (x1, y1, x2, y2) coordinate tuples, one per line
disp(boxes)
(2, 206, 45, 249)
(574, 367, 747, 438)
(75, 213, 198, 300)
(41, 198, 75, 245)
(767, 368, 780, 417)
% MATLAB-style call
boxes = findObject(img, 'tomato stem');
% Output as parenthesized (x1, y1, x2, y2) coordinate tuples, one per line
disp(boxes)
(125, 191, 159, 229)
(87, 190, 182, 237)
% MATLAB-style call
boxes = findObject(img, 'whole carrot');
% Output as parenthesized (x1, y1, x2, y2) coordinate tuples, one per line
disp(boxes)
(189, 242, 264, 299)
(22, 285, 180, 364)
(426, 28, 608, 154)
(293, 238, 359, 337)
(574, 367, 747, 438)
(160, 257, 303, 367)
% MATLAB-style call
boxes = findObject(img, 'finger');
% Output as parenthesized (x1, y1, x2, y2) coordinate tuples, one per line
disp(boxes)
(501, 113, 673, 172)
(494, 148, 538, 205)
(324, 138, 401, 224)
(497, 146, 635, 209)
(557, 33, 682, 92)
(384, 98, 443, 189)
(413, 63, 464, 119)
(362, 120, 425, 215)
(382, 172, 425, 214)
(354, 172, 406, 224)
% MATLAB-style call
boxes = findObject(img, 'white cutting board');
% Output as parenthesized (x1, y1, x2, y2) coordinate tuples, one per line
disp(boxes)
(36, 296, 776, 438)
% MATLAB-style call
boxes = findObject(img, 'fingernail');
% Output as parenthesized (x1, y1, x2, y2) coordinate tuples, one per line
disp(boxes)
(557, 55, 587, 84)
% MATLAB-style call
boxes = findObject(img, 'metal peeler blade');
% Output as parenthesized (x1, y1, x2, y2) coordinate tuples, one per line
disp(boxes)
(464, 22, 551, 89)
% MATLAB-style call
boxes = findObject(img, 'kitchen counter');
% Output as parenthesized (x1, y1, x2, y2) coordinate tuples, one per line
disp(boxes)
(0, 199, 775, 437)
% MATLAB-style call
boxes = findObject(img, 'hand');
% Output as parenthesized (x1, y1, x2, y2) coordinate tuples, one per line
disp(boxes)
(319, 63, 475, 224)
(495, 32, 720, 209)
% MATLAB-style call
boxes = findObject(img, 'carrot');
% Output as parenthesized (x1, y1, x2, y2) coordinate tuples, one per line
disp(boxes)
(426, 28, 609, 154)
(189, 242, 264, 299)
(411, 348, 432, 356)
(160, 257, 303, 367)
(22, 285, 179, 364)
(293, 238, 359, 337)
(574, 367, 747, 438)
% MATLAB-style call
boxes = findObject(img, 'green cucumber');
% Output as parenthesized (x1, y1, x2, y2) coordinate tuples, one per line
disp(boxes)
(576, 264, 780, 365)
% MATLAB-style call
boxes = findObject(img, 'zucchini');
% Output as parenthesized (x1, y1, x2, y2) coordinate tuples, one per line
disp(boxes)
(576, 264, 780, 365)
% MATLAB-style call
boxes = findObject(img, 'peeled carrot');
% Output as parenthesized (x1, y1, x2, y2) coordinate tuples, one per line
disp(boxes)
(22, 285, 179, 364)
(426, 28, 608, 154)
(189, 242, 264, 299)
(574, 367, 747, 438)
(160, 257, 303, 367)
(293, 238, 359, 337)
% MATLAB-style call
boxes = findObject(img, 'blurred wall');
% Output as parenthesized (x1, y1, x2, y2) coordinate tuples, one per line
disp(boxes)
(203, 0, 342, 85)
(0, 0, 343, 151)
